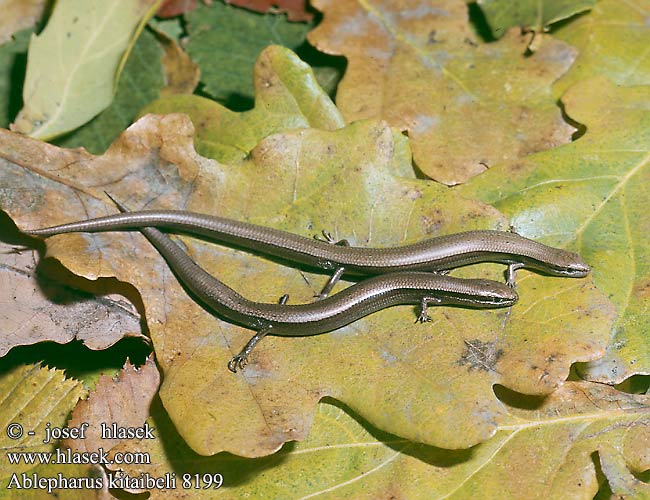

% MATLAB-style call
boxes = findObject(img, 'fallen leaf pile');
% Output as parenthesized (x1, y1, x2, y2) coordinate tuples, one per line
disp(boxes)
(0, 0, 648, 498)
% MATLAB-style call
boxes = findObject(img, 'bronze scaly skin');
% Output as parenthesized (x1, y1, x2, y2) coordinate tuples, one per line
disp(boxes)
(25, 208, 591, 297)
(26, 201, 519, 372)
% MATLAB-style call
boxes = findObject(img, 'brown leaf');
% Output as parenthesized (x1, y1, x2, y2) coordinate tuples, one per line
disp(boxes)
(157, 0, 198, 17)
(47, 357, 160, 497)
(152, 28, 201, 96)
(308, 0, 576, 185)
(0, 237, 144, 355)
(62, 355, 160, 454)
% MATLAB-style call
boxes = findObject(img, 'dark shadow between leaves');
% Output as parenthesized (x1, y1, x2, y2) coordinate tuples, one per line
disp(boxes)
(0, 209, 151, 361)
(558, 98, 587, 141)
(0, 337, 151, 385)
(145, 394, 477, 493)
(320, 397, 474, 468)
(592, 450, 613, 500)
(493, 384, 548, 411)
(466, 2, 498, 43)
(7, 47, 27, 126)
(614, 374, 650, 395)
(193, 80, 255, 112)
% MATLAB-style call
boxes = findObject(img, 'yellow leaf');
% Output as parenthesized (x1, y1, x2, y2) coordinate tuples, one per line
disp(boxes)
(143, 45, 345, 163)
(0, 364, 85, 479)
(109, 383, 650, 499)
(553, 0, 650, 97)
(460, 77, 650, 384)
(308, 0, 577, 185)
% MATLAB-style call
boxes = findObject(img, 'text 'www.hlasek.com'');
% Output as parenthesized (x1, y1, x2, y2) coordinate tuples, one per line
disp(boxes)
(3, 421, 224, 493)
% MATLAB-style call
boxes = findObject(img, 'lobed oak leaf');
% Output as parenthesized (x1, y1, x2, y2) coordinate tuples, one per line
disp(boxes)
(308, 0, 577, 185)
(0, 238, 144, 355)
(143, 45, 345, 163)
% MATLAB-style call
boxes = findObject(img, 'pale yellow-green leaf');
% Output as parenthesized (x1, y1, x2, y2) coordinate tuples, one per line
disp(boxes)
(553, 0, 650, 97)
(0, 364, 85, 479)
(109, 382, 650, 499)
(11, 0, 161, 140)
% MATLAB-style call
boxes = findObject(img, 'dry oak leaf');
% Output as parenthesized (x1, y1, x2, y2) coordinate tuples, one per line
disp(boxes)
(307, 0, 577, 185)
(62, 355, 160, 454)
(55, 356, 159, 496)
(109, 382, 650, 499)
(460, 77, 650, 385)
(154, 27, 201, 97)
(0, 239, 144, 355)
(0, 112, 613, 457)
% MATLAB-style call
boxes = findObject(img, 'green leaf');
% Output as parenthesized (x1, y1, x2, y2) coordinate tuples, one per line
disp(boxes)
(142, 45, 344, 163)
(0, 364, 85, 480)
(477, 0, 596, 38)
(459, 77, 650, 384)
(553, 0, 650, 97)
(11, 0, 161, 140)
(148, 16, 184, 40)
(184, 1, 315, 107)
(110, 383, 650, 499)
(53, 28, 164, 154)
